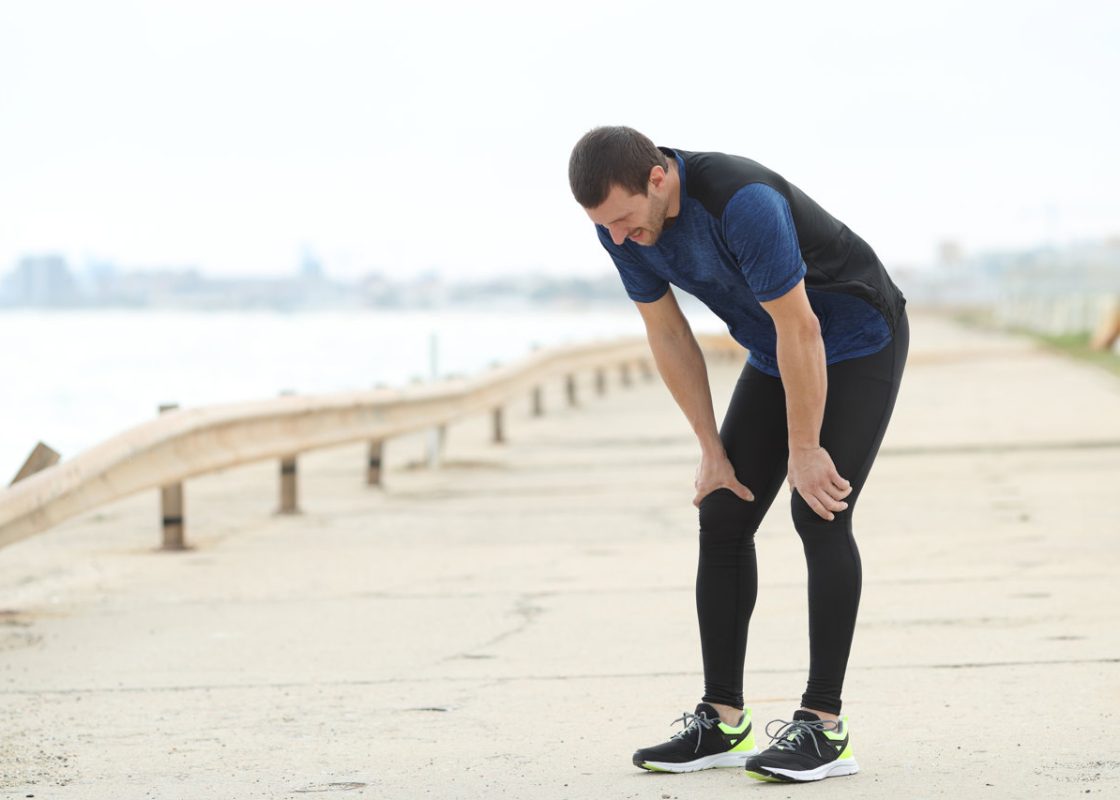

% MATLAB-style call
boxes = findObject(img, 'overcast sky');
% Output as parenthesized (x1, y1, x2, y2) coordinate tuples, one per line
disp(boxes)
(1, 0, 1117, 280)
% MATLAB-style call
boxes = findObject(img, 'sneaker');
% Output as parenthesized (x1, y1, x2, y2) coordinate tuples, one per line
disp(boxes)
(744, 710, 859, 782)
(632, 703, 758, 773)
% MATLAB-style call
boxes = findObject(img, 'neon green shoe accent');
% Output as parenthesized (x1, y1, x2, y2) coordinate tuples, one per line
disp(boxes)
(717, 707, 756, 753)
(639, 763, 671, 773)
(822, 715, 854, 760)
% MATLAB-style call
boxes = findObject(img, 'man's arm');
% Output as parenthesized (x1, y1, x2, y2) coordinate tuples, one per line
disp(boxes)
(635, 288, 754, 507)
(759, 280, 852, 521)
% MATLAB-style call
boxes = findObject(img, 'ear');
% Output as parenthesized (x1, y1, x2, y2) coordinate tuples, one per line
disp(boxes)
(648, 164, 667, 190)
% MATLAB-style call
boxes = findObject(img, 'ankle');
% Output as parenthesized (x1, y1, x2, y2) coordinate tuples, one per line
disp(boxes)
(708, 702, 744, 726)
(801, 707, 840, 723)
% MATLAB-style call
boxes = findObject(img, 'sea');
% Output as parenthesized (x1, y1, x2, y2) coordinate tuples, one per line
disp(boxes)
(0, 305, 727, 483)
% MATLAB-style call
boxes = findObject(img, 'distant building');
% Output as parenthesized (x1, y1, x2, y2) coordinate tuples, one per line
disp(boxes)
(102, 268, 205, 307)
(357, 272, 400, 306)
(299, 249, 324, 282)
(1, 255, 81, 307)
(937, 240, 964, 267)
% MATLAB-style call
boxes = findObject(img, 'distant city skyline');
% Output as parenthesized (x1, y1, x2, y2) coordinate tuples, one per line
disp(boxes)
(0, 251, 637, 310)
(2, 1, 1118, 280)
(5, 238, 1115, 312)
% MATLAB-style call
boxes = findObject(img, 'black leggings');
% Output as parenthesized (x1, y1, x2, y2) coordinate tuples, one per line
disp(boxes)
(697, 312, 909, 715)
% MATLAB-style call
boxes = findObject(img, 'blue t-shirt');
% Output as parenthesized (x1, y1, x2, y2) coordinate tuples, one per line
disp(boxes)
(597, 153, 892, 376)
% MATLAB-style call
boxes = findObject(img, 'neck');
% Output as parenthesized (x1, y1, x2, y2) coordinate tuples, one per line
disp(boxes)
(665, 157, 682, 219)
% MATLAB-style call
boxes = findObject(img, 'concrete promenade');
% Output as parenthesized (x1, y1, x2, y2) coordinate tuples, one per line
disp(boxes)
(1, 312, 1118, 799)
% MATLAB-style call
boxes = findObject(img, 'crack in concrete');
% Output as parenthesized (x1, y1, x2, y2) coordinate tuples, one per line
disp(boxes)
(445, 592, 546, 661)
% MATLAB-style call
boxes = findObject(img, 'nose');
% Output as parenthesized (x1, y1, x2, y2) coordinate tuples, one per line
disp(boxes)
(608, 224, 628, 246)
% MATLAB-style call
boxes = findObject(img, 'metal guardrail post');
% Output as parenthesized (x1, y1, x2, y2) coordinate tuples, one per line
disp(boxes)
(532, 386, 544, 417)
(595, 368, 607, 396)
(367, 441, 383, 486)
(158, 403, 186, 551)
(278, 457, 298, 513)
(277, 391, 300, 514)
(427, 425, 447, 469)
(565, 374, 578, 407)
(492, 407, 505, 444)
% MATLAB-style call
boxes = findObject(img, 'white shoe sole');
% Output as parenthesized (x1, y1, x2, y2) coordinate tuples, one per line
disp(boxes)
(640, 747, 760, 773)
(748, 757, 860, 782)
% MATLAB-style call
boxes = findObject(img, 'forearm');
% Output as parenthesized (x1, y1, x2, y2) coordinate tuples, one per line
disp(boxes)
(646, 325, 722, 455)
(775, 318, 827, 451)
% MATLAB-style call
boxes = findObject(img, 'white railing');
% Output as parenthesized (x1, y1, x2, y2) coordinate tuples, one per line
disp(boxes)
(994, 290, 1120, 343)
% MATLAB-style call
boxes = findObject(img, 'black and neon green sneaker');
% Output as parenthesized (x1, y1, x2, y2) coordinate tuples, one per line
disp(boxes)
(744, 710, 859, 782)
(632, 703, 758, 773)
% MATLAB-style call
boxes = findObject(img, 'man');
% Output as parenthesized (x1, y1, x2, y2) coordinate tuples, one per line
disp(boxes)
(568, 127, 908, 783)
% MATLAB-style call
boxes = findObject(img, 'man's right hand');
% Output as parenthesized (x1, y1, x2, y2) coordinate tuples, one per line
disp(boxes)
(693, 449, 755, 507)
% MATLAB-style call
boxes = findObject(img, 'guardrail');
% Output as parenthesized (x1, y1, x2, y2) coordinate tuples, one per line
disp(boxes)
(0, 333, 742, 551)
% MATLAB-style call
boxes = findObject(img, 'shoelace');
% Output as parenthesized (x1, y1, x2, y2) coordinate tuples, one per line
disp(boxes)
(763, 718, 839, 758)
(670, 710, 718, 753)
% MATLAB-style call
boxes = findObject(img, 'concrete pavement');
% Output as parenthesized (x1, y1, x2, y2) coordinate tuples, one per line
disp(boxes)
(1, 312, 1118, 799)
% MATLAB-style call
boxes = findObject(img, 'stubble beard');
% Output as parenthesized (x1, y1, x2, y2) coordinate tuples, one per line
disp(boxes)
(637, 191, 671, 246)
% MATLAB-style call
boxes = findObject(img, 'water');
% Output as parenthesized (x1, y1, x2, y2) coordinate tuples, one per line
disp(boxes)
(0, 306, 726, 482)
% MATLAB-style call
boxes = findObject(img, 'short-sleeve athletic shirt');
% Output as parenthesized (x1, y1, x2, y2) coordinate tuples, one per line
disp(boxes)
(596, 148, 905, 377)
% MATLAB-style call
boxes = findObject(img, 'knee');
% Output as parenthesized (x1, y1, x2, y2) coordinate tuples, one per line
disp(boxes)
(791, 492, 851, 539)
(698, 488, 762, 539)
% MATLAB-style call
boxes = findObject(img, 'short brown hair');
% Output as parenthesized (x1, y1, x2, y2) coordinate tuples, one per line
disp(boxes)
(568, 126, 668, 209)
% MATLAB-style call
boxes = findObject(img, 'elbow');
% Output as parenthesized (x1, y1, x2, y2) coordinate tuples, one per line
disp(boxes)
(776, 313, 822, 347)
(775, 313, 828, 356)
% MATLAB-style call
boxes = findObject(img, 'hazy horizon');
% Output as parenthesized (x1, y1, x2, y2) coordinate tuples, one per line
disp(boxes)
(2, 0, 1117, 281)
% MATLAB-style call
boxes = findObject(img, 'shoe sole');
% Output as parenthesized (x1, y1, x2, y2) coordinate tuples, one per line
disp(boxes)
(745, 758, 859, 782)
(636, 748, 760, 773)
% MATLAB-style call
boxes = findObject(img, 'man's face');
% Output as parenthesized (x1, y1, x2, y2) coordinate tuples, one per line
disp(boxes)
(585, 168, 671, 247)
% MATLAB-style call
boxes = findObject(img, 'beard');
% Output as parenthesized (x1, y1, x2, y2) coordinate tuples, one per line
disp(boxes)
(633, 190, 672, 246)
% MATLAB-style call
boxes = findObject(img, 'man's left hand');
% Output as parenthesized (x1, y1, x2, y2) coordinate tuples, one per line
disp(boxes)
(787, 446, 851, 521)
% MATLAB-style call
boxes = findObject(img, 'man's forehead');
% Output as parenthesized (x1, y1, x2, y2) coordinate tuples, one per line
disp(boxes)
(589, 185, 641, 224)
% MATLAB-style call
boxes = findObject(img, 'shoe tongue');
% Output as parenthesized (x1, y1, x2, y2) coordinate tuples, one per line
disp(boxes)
(694, 702, 721, 720)
(793, 710, 821, 722)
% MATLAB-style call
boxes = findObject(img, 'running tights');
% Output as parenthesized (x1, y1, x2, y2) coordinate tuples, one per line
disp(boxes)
(697, 312, 909, 715)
